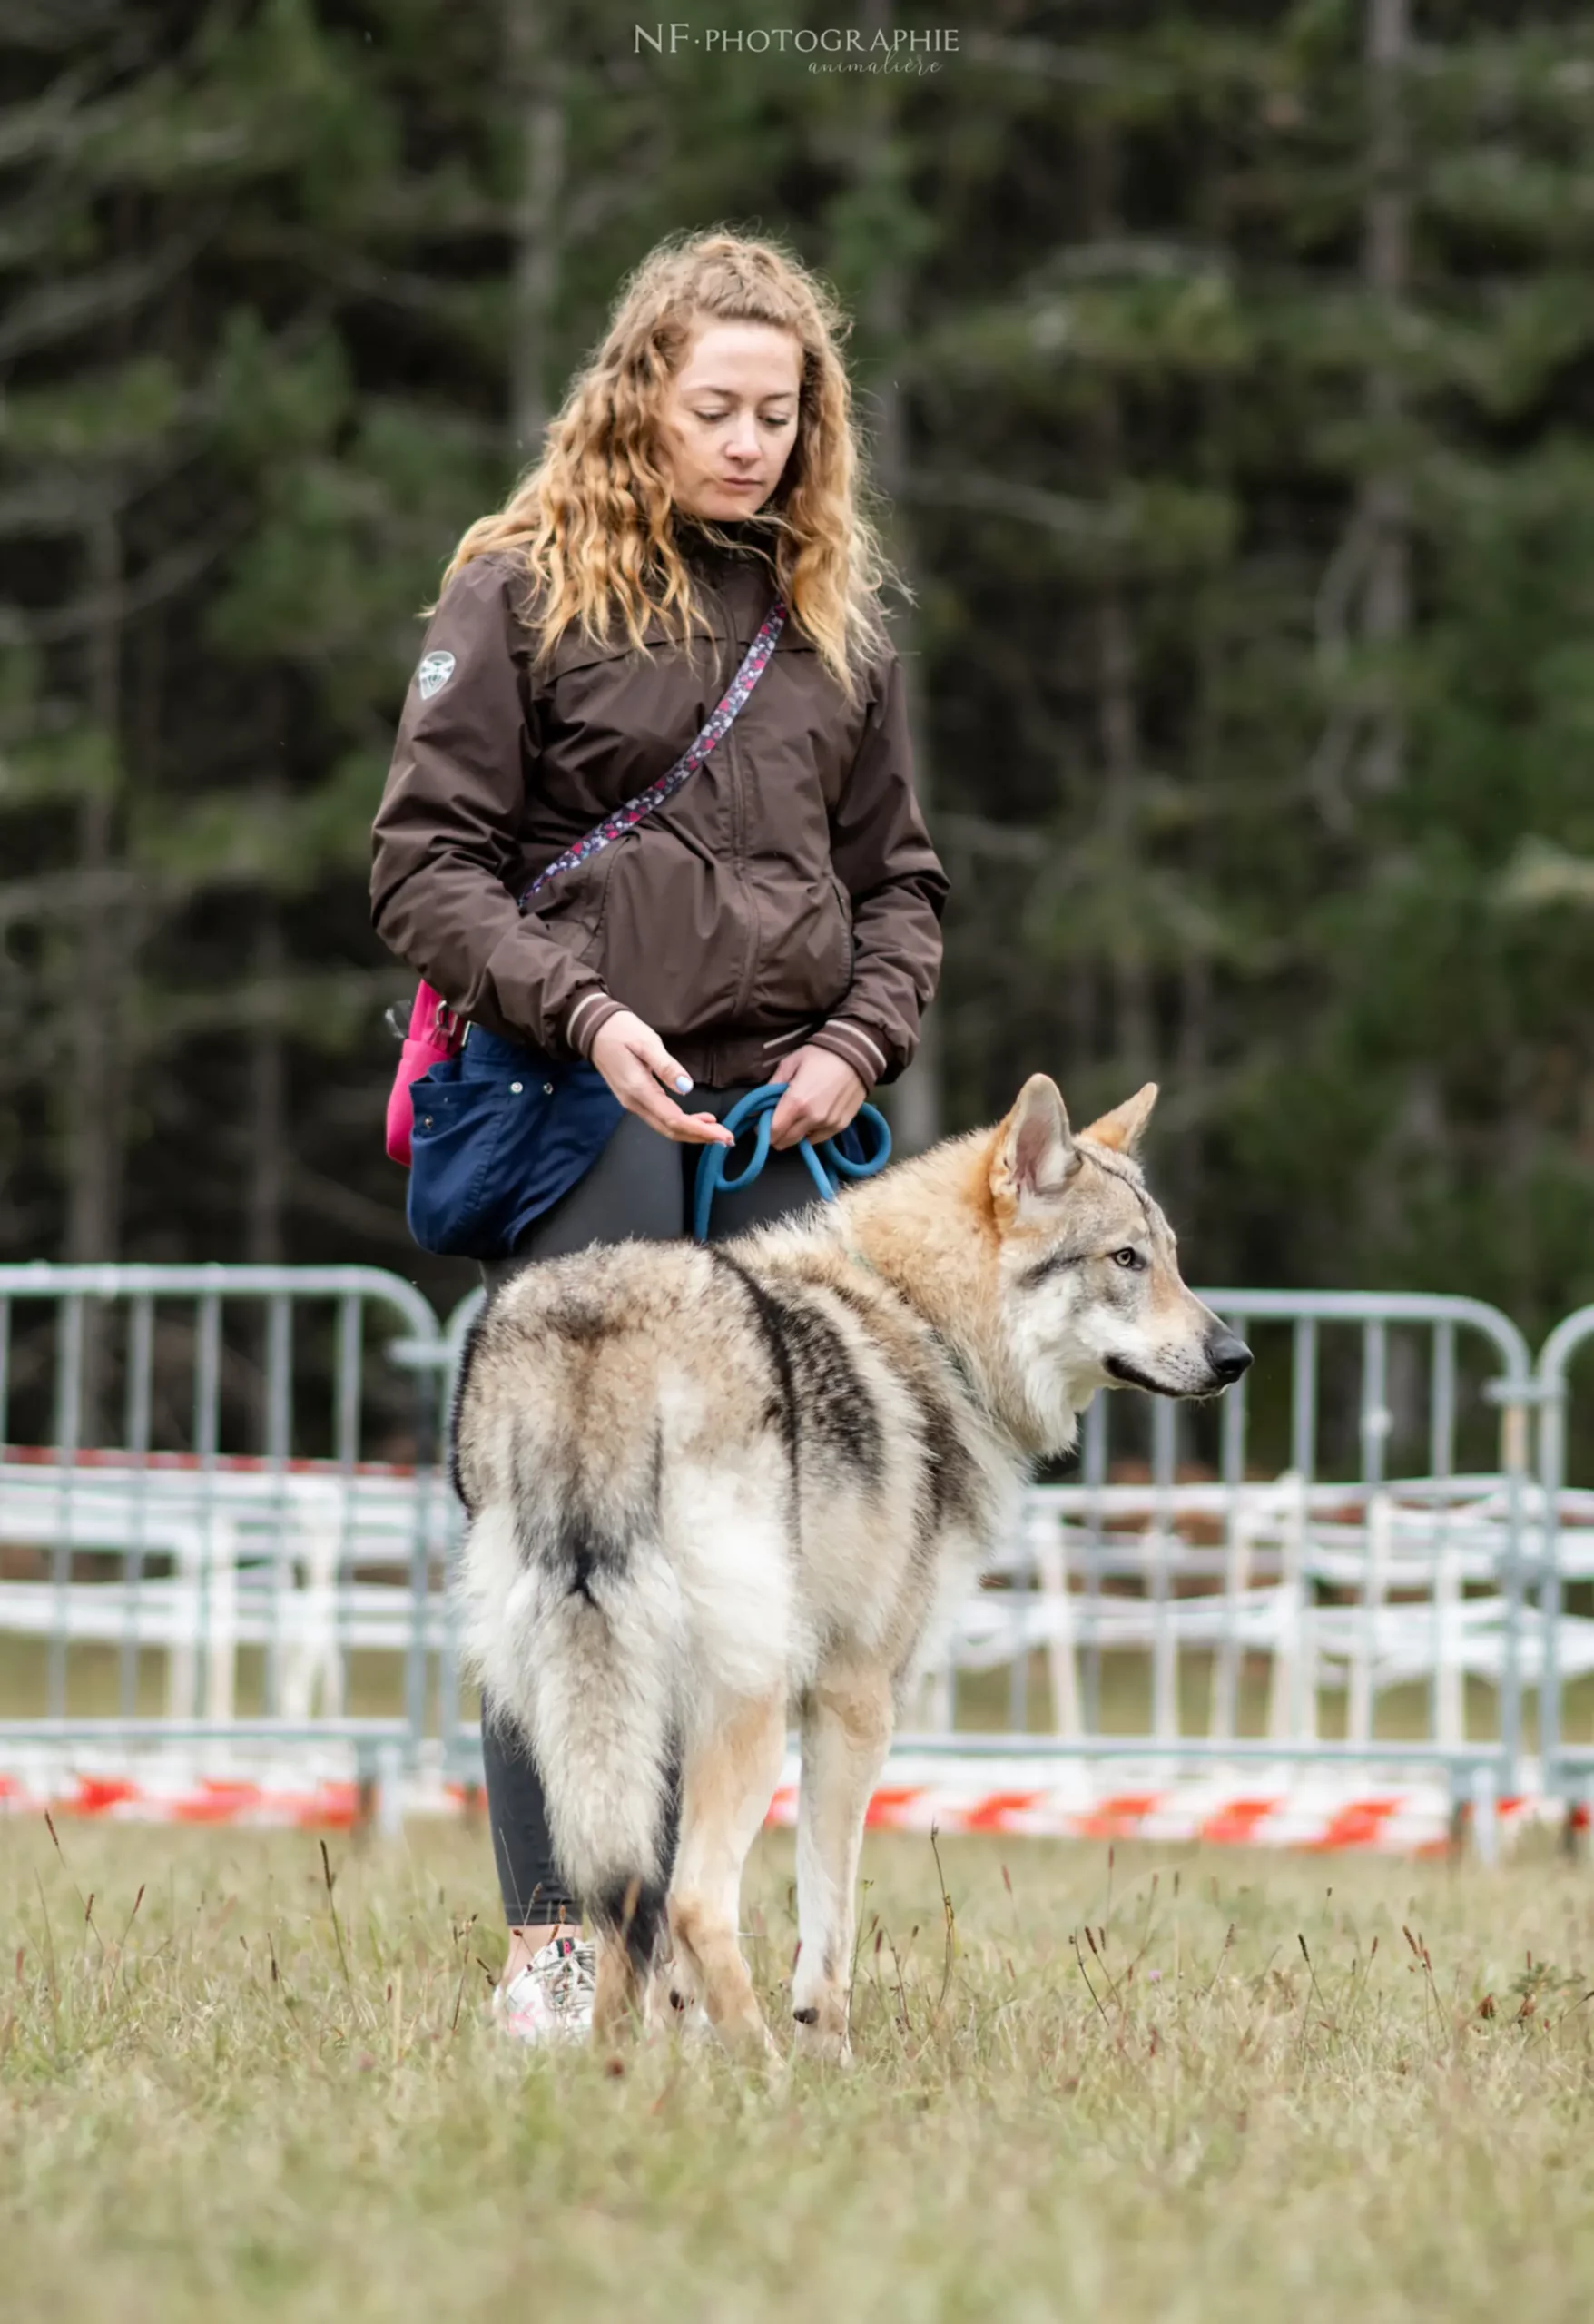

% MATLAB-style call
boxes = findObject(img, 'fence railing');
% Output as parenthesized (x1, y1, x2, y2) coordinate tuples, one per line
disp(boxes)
(1531, 1302, 1594, 1807)
(3, 1262, 1590, 1826)
(0, 1265, 449, 1784)
(890, 1290, 1540, 1806)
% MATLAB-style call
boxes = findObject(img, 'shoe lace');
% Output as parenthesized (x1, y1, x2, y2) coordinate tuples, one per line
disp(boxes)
(535, 1935, 596, 2014)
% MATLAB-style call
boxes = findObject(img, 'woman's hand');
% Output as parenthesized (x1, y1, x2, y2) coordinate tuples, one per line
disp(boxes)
(589, 1010, 735, 1147)
(766, 1045, 868, 1151)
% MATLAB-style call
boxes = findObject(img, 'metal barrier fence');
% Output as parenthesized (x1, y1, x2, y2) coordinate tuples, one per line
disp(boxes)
(0, 1265, 451, 1803)
(919, 1292, 1540, 1790)
(2, 1261, 1589, 1837)
(1533, 1302, 1594, 1811)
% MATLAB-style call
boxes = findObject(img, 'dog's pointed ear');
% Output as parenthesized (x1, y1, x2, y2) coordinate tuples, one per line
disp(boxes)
(990, 1075, 1083, 1217)
(1080, 1082, 1158, 1158)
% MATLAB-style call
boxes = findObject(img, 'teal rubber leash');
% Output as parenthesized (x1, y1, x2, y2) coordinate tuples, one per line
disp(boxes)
(692, 1082, 891, 1242)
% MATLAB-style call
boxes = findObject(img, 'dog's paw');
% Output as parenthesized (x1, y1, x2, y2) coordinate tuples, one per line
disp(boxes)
(644, 1978, 713, 2048)
(671, 1992, 715, 2049)
(792, 2006, 852, 2066)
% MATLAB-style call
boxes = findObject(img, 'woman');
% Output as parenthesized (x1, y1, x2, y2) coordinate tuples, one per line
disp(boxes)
(370, 228, 947, 2041)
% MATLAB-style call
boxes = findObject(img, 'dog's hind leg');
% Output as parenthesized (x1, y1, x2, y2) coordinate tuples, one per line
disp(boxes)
(667, 1688, 787, 2060)
(590, 1878, 667, 2048)
(791, 1667, 893, 2063)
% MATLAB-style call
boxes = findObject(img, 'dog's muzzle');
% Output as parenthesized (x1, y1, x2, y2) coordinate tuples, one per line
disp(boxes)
(1104, 1331, 1254, 1397)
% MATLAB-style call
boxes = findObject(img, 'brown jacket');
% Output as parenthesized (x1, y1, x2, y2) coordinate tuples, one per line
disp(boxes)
(369, 522, 947, 1090)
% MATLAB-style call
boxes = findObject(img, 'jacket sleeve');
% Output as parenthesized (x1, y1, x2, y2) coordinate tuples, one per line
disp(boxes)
(808, 647, 949, 1088)
(369, 556, 614, 1059)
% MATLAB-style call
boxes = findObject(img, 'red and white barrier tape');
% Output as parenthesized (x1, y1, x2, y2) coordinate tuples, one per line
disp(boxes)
(0, 1765, 368, 1829)
(3, 1752, 1579, 1851)
(763, 1758, 1562, 1856)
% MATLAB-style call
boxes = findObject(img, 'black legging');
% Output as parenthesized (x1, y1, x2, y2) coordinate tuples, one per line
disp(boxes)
(473, 1082, 823, 1926)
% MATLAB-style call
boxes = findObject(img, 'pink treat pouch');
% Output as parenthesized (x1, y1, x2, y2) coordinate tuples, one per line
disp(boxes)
(385, 983, 463, 1166)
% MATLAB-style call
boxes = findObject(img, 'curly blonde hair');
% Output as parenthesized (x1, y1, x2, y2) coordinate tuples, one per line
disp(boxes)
(438, 227, 904, 704)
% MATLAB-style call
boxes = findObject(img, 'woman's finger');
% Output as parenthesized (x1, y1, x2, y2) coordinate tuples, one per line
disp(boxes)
(628, 1026, 696, 1099)
(772, 1105, 857, 1149)
(616, 1074, 733, 1146)
(605, 1031, 734, 1145)
(592, 1011, 698, 1108)
(769, 1106, 821, 1150)
(655, 1106, 734, 1147)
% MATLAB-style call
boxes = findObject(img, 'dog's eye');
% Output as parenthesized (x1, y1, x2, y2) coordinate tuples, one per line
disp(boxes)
(1111, 1247, 1141, 1270)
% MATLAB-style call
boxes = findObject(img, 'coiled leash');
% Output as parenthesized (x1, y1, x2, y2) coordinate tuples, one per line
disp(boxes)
(692, 1082, 891, 1242)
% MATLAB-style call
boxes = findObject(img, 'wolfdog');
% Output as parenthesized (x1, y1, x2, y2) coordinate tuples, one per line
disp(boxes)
(453, 1075, 1251, 2058)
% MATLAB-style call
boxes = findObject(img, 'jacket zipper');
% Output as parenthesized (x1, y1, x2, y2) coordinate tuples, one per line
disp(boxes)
(831, 872, 855, 984)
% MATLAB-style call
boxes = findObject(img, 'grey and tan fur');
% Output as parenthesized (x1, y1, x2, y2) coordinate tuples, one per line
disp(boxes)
(452, 1075, 1251, 2059)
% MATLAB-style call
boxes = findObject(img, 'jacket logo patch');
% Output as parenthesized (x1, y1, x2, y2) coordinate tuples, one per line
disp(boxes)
(416, 649, 456, 701)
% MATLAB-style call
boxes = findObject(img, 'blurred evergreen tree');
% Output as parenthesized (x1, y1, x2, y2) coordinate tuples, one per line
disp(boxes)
(1, 0, 1591, 1345)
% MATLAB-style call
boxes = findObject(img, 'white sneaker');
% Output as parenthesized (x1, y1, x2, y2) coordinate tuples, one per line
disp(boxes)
(491, 1935, 596, 2045)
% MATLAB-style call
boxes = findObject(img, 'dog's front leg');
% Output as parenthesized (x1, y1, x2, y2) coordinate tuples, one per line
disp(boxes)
(792, 1668, 893, 2064)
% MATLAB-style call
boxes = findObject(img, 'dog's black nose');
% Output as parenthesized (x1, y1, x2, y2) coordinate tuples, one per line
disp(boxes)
(1206, 1331, 1253, 1384)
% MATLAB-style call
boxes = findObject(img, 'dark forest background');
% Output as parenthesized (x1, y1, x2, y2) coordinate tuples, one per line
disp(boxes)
(4, 0, 1594, 1333)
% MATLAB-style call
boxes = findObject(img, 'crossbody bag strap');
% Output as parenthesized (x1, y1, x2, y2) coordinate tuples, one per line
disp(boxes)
(517, 594, 788, 912)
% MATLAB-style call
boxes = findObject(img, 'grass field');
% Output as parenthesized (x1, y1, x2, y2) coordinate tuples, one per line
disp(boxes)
(5, 1818, 1594, 2322)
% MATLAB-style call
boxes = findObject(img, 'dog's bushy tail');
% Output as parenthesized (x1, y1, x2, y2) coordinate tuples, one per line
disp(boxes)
(460, 1418, 684, 1973)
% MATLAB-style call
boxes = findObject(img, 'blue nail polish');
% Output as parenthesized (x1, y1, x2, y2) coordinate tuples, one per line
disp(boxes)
(674, 1073, 693, 1093)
